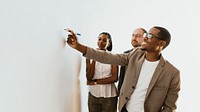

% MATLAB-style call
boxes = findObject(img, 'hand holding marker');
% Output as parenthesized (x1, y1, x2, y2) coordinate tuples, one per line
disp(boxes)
(64, 28, 81, 47)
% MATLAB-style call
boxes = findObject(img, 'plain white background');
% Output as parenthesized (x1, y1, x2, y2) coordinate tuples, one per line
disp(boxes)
(1, 0, 200, 112)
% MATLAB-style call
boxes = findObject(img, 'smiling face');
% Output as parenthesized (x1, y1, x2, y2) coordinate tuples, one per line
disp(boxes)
(97, 34, 109, 50)
(140, 27, 164, 53)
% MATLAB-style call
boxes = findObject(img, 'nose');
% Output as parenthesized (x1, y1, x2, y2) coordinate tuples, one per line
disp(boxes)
(143, 36, 148, 41)
(132, 36, 136, 40)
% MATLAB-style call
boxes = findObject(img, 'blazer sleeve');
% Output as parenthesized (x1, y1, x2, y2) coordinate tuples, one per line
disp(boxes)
(84, 47, 130, 66)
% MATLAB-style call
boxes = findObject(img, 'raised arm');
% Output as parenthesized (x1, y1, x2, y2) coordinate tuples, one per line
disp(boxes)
(66, 28, 130, 66)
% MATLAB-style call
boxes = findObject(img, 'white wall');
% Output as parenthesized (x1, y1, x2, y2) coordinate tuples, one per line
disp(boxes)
(0, 0, 82, 112)
(1, 0, 200, 112)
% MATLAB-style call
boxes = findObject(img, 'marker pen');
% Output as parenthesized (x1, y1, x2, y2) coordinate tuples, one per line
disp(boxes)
(64, 29, 81, 36)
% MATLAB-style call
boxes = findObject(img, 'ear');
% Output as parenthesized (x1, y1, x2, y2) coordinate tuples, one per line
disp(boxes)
(107, 42, 110, 48)
(159, 41, 166, 48)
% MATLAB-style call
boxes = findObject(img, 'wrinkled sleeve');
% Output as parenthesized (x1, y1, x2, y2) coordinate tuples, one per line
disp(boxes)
(84, 47, 129, 66)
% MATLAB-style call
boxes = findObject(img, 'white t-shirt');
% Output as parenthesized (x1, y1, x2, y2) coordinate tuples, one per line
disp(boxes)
(89, 61, 117, 98)
(126, 59, 159, 112)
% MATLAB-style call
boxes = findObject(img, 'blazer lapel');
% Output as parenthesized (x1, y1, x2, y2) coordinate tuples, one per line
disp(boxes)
(134, 55, 145, 85)
(145, 57, 165, 100)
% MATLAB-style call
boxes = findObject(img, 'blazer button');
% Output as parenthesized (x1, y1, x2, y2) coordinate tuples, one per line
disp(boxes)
(125, 97, 128, 100)
(132, 86, 135, 89)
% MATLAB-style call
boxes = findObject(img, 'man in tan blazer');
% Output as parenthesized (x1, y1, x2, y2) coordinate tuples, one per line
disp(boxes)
(66, 26, 180, 112)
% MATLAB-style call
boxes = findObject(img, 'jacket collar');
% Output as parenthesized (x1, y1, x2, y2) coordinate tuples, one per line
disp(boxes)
(145, 55, 166, 100)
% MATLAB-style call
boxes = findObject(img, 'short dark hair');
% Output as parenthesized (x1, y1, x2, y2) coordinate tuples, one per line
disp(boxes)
(99, 32, 113, 51)
(153, 26, 171, 49)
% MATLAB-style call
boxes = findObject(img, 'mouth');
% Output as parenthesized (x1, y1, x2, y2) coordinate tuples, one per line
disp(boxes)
(141, 41, 147, 45)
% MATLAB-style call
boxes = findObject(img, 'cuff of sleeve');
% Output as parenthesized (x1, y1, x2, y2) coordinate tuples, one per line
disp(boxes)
(82, 47, 88, 56)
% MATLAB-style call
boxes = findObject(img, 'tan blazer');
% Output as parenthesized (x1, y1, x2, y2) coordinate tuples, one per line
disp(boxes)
(85, 47, 180, 112)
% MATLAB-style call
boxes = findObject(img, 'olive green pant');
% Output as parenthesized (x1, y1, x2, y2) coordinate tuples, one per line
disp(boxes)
(88, 92, 117, 112)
